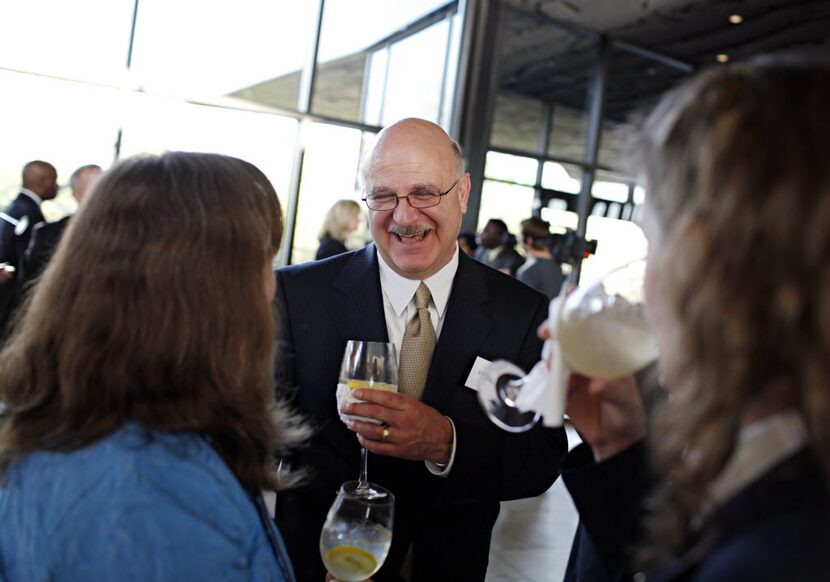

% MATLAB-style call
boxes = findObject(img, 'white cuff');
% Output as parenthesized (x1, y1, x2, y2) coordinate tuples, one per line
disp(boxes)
(425, 416, 456, 477)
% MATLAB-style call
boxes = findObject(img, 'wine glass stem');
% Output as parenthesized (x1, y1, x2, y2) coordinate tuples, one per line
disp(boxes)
(358, 446, 369, 490)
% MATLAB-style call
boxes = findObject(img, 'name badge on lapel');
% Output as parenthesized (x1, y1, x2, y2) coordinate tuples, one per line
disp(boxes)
(464, 356, 492, 392)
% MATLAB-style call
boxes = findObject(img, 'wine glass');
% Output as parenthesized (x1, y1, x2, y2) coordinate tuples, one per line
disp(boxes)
(320, 481, 395, 582)
(339, 340, 398, 499)
(477, 258, 658, 432)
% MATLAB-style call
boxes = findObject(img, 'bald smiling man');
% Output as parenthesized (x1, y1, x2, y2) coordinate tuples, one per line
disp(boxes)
(274, 118, 567, 581)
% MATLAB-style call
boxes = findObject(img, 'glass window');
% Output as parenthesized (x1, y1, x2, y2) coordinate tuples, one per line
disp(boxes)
(0, 71, 122, 221)
(540, 207, 577, 232)
(118, 92, 298, 204)
(548, 103, 588, 162)
(381, 20, 450, 125)
(592, 169, 632, 203)
(541, 162, 582, 194)
(600, 45, 690, 169)
(490, 93, 544, 153)
(440, 13, 464, 129)
(494, 8, 595, 160)
(362, 49, 390, 127)
(314, 0, 452, 123)
(291, 123, 372, 264)
(597, 119, 630, 172)
(0, 0, 134, 84)
(484, 152, 538, 186)
(477, 180, 535, 237)
(130, 0, 319, 111)
(581, 216, 648, 282)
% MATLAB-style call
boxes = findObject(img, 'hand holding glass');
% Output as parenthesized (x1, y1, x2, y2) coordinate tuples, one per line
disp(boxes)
(339, 340, 398, 498)
(478, 259, 658, 432)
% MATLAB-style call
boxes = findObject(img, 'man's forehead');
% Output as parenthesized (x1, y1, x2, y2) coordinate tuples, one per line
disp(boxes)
(366, 158, 449, 188)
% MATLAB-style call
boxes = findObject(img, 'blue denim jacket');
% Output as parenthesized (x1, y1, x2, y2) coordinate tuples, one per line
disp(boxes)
(0, 423, 295, 581)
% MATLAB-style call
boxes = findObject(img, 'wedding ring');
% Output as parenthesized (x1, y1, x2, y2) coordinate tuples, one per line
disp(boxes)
(382, 427, 390, 442)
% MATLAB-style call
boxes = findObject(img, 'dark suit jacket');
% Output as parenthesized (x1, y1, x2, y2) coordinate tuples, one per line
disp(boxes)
(274, 245, 567, 582)
(563, 442, 830, 581)
(474, 244, 525, 276)
(19, 216, 71, 285)
(315, 235, 348, 261)
(0, 193, 45, 266)
(0, 193, 45, 333)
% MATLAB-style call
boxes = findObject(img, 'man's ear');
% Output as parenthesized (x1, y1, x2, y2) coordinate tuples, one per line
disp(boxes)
(458, 173, 471, 214)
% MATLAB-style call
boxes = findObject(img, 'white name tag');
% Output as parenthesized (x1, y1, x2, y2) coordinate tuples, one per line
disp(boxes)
(464, 356, 492, 392)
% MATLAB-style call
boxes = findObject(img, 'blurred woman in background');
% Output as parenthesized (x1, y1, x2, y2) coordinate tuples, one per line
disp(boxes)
(0, 152, 307, 581)
(316, 199, 362, 260)
(562, 54, 830, 581)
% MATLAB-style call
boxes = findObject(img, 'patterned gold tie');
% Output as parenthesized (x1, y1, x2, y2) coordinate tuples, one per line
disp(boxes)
(398, 282, 436, 400)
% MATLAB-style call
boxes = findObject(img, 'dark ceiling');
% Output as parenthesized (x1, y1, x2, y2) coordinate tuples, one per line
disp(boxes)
(488, 0, 830, 169)
(500, 0, 830, 120)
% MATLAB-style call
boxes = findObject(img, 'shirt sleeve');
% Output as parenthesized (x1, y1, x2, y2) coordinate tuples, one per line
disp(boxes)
(425, 416, 457, 477)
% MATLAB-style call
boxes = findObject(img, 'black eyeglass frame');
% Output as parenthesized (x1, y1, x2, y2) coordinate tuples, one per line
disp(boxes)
(362, 177, 461, 211)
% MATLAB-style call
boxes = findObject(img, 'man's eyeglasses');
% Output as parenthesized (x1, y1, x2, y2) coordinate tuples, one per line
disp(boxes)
(363, 177, 460, 211)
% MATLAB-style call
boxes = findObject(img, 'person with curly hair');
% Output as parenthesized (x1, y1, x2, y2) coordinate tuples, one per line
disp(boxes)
(561, 54, 830, 581)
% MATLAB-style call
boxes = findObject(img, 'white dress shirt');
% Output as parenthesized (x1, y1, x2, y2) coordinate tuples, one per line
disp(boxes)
(376, 245, 460, 476)
(19, 188, 43, 206)
(708, 409, 807, 508)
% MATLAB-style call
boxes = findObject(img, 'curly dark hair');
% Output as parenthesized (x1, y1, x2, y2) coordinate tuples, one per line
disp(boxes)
(634, 53, 830, 567)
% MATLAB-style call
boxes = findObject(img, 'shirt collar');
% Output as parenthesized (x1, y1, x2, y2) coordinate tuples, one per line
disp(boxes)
(708, 409, 807, 506)
(376, 244, 459, 318)
(20, 188, 43, 206)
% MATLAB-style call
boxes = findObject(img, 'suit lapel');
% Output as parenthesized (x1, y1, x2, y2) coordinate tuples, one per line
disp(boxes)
(330, 244, 389, 344)
(329, 248, 494, 406)
(422, 253, 493, 410)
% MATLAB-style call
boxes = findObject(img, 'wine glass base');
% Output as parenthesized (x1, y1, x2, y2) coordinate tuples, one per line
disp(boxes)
(477, 364, 542, 433)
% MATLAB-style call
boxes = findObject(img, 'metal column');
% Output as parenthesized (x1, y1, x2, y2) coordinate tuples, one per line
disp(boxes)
(278, 0, 325, 266)
(455, 0, 504, 234)
(573, 35, 611, 279)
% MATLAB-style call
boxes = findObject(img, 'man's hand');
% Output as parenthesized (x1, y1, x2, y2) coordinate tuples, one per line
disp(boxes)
(342, 389, 452, 464)
(567, 374, 647, 462)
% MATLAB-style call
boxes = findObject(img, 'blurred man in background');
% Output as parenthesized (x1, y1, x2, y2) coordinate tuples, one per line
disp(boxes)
(0, 160, 58, 334)
(20, 164, 102, 283)
(474, 218, 524, 276)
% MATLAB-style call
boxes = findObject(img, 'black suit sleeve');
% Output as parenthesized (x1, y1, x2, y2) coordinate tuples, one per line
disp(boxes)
(562, 441, 653, 581)
(441, 294, 568, 503)
(273, 269, 298, 403)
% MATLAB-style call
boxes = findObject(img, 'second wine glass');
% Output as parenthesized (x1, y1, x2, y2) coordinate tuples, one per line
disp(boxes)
(320, 481, 395, 582)
(339, 340, 398, 499)
(477, 258, 659, 432)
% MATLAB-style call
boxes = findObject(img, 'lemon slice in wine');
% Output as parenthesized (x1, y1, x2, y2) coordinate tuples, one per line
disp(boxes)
(324, 545, 378, 581)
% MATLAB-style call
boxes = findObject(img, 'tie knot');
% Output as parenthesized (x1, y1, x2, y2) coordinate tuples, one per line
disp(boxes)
(414, 282, 431, 310)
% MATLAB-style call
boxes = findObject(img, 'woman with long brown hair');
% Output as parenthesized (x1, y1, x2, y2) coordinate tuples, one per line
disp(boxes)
(0, 152, 306, 580)
(561, 54, 830, 580)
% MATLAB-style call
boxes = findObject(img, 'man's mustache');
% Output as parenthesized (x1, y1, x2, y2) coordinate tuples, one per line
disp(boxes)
(388, 224, 432, 237)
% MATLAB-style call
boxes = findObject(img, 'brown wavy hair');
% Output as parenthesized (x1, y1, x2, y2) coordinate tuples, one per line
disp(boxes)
(0, 152, 307, 491)
(634, 54, 830, 566)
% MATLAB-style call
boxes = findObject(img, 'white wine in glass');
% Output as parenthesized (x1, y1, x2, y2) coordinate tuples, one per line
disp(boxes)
(320, 481, 394, 582)
(478, 258, 659, 432)
(339, 340, 398, 498)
